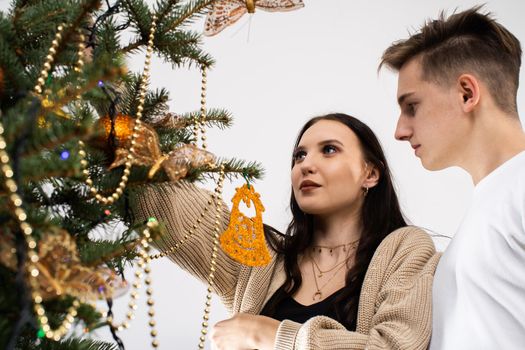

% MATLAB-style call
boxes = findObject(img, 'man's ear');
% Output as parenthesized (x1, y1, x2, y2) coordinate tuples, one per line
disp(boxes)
(363, 164, 380, 189)
(457, 74, 481, 113)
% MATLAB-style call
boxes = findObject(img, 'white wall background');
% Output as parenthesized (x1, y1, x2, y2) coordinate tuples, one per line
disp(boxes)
(109, 1, 525, 348)
(2, 0, 524, 349)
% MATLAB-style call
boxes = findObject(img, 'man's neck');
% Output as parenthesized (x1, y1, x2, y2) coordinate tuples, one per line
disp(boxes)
(460, 110, 525, 185)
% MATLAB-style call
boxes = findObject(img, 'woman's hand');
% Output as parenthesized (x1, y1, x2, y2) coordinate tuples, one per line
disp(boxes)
(210, 313, 280, 350)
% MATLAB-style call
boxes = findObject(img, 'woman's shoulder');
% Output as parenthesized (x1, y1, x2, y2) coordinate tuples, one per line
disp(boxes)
(370, 225, 440, 281)
(373, 225, 437, 267)
(381, 225, 435, 250)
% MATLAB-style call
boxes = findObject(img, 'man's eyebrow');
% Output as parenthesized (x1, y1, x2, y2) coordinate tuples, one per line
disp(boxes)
(397, 92, 415, 106)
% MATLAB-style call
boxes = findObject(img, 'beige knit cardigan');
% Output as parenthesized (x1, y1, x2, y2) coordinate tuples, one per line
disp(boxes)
(130, 181, 440, 350)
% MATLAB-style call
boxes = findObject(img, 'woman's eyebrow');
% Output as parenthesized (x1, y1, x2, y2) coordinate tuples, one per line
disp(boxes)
(295, 139, 344, 151)
(318, 139, 344, 147)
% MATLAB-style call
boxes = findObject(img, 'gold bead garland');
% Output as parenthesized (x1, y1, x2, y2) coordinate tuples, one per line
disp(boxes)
(74, 29, 86, 99)
(193, 66, 208, 150)
(0, 23, 89, 341)
(0, 119, 81, 341)
(148, 65, 215, 261)
(147, 177, 219, 260)
(105, 219, 160, 348)
(199, 66, 208, 149)
(141, 222, 160, 348)
(198, 164, 225, 349)
(3, 10, 234, 350)
(78, 15, 158, 206)
(8, 15, 226, 349)
(34, 24, 67, 95)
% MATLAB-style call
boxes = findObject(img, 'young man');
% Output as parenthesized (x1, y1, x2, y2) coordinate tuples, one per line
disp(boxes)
(380, 6, 525, 349)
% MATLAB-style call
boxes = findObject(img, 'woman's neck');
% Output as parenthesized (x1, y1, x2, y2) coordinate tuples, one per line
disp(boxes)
(312, 209, 362, 248)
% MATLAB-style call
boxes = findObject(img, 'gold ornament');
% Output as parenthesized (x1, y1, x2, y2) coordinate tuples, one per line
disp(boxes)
(220, 183, 270, 266)
(0, 227, 113, 301)
(37, 96, 71, 128)
(99, 114, 136, 146)
(108, 120, 216, 181)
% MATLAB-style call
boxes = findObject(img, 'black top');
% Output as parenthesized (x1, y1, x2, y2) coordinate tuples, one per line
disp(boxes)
(260, 287, 345, 326)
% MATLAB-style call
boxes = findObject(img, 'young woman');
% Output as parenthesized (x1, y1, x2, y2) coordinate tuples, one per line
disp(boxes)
(131, 113, 439, 349)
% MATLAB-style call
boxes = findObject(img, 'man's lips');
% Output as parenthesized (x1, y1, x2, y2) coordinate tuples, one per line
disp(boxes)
(411, 144, 421, 156)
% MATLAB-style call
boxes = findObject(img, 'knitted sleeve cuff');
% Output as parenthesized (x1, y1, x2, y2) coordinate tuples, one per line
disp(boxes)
(274, 319, 301, 350)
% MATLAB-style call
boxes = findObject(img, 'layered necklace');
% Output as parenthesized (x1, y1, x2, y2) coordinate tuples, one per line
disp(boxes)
(309, 239, 359, 301)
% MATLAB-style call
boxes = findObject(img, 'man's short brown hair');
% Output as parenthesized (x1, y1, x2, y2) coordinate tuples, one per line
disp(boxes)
(380, 6, 522, 114)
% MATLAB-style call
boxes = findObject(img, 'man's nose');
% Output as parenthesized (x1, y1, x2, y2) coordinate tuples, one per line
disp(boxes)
(394, 116, 412, 141)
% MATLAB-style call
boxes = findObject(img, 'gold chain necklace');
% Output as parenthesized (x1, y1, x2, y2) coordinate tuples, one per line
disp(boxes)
(310, 258, 348, 301)
(310, 239, 358, 277)
(311, 252, 352, 278)
(311, 238, 359, 255)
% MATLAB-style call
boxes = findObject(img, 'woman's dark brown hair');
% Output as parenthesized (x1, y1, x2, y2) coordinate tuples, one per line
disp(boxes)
(264, 113, 407, 330)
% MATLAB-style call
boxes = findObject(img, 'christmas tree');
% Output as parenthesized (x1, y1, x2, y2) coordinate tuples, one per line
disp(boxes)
(0, 1, 262, 349)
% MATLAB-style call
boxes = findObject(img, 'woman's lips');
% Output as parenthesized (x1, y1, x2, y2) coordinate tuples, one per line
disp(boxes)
(300, 180, 321, 191)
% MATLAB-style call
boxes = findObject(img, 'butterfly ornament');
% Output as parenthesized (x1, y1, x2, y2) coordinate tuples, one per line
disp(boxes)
(204, 0, 304, 36)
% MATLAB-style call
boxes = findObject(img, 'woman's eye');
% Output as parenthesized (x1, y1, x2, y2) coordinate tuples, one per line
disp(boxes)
(323, 145, 338, 154)
(293, 150, 306, 162)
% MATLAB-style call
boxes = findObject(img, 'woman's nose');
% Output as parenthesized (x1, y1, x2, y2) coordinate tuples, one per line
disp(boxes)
(300, 155, 317, 175)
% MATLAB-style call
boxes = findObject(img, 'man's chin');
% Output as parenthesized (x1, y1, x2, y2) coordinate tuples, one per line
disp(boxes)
(420, 157, 449, 171)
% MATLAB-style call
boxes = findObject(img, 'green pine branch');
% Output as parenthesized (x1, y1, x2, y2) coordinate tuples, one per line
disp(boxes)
(161, 0, 216, 32)
(38, 338, 118, 350)
(155, 29, 214, 67)
(179, 108, 233, 129)
(186, 157, 264, 183)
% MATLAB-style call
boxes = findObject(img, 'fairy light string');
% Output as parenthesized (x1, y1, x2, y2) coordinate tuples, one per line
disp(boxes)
(0, 117, 79, 341)
(4, 11, 231, 349)
(0, 15, 160, 342)
(78, 15, 158, 206)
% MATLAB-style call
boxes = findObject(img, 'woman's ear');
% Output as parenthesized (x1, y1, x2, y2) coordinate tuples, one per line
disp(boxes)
(363, 164, 380, 189)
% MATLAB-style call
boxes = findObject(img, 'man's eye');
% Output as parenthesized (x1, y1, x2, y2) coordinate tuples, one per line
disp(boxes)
(407, 103, 417, 115)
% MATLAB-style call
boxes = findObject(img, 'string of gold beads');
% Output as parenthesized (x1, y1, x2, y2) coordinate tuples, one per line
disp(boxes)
(198, 164, 225, 349)
(192, 66, 208, 149)
(199, 66, 208, 149)
(34, 24, 67, 95)
(0, 120, 81, 341)
(78, 15, 158, 205)
(106, 219, 160, 348)
(6, 23, 85, 341)
(148, 199, 210, 260)
(148, 71, 218, 259)
(106, 256, 143, 332)
(141, 221, 160, 348)
(74, 29, 86, 99)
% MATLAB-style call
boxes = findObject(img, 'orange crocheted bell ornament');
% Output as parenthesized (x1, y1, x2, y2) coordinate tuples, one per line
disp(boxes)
(220, 184, 271, 267)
